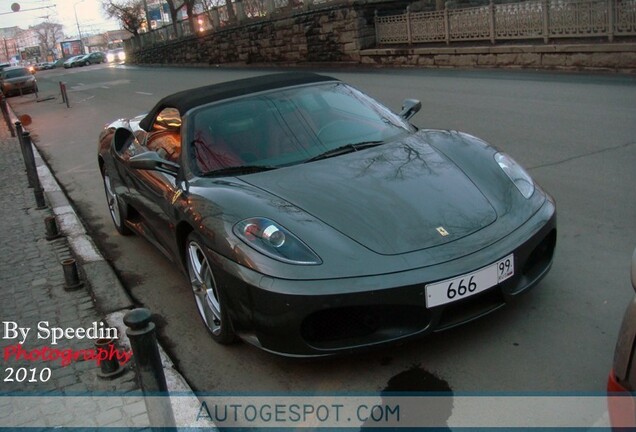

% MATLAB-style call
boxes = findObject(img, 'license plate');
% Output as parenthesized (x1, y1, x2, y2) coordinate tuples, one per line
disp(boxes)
(425, 254, 514, 308)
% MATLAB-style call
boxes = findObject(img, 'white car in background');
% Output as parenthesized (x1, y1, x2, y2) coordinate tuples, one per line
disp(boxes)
(106, 48, 126, 63)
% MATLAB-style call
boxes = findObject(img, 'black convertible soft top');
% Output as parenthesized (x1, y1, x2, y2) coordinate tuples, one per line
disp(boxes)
(139, 72, 338, 131)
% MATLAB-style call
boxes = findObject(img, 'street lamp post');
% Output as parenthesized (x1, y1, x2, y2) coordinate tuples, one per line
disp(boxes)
(74, 0, 86, 54)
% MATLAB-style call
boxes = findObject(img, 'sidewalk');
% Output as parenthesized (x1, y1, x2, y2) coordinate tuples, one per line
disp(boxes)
(0, 108, 153, 427)
(0, 96, 217, 430)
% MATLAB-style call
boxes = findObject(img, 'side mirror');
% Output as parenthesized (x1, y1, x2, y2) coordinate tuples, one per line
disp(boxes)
(399, 99, 422, 121)
(128, 151, 179, 176)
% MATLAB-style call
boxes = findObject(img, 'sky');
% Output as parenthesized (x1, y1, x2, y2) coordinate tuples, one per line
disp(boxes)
(0, 0, 122, 35)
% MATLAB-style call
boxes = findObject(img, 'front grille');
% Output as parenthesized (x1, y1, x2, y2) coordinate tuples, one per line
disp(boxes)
(300, 305, 430, 350)
(435, 288, 506, 331)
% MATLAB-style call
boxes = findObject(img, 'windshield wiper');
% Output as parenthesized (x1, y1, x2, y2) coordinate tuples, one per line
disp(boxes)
(304, 141, 384, 163)
(201, 165, 277, 177)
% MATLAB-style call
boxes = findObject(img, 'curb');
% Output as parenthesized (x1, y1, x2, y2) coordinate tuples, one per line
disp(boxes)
(6, 103, 216, 430)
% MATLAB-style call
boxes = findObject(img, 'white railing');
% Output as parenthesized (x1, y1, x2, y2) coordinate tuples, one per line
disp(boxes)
(376, 0, 636, 45)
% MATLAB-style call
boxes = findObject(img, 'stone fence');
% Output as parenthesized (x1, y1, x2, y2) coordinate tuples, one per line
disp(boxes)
(360, 43, 636, 72)
(127, 0, 409, 65)
(125, 0, 636, 72)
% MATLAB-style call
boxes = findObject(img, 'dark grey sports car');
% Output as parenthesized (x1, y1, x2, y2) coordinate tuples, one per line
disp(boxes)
(98, 72, 556, 356)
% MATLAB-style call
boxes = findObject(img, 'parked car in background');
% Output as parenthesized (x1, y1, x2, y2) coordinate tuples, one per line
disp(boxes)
(106, 48, 125, 63)
(608, 248, 636, 428)
(63, 55, 84, 68)
(0, 66, 38, 97)
(34, 61, 56, 70)
(77, 52, 106, 66)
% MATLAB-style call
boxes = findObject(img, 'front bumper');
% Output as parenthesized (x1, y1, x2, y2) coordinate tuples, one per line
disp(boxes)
(3, 81, 36, 96)
(211, 197, 556, 357)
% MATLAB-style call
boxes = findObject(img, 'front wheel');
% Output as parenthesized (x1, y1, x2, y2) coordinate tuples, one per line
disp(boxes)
(102, 170, 131, 235)
(186, 232, 236, 344)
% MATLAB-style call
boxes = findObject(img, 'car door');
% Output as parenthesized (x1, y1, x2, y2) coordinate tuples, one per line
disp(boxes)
(125, 108, 185, 258)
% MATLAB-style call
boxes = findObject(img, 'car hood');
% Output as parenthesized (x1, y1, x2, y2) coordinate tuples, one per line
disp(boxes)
(240, 133, 498, 255)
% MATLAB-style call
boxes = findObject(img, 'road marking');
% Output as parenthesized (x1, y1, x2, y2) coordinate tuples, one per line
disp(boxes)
(60, 160, 96, 175)
(136, 91, 153, 95)
(75, 95, 96, 104)
(68, 79, 130, 92)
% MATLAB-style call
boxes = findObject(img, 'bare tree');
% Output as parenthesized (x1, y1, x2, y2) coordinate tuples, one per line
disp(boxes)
(182, 0, 198, 33)
(102, 0, 145, 37)
(30, 21, 65, 60)
(199, 0, 237, 27)
(164, 0, 199, 35)
(226, 0, 237, 24)
(164, 0, 181, 35)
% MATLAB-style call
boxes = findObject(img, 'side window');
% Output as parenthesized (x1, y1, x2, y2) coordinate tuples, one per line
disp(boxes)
(146, 107, 182, 163)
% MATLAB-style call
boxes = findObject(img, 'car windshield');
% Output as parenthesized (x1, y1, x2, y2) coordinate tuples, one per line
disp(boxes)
(4, 69, 28, 78)
(189, 83, 412, 175)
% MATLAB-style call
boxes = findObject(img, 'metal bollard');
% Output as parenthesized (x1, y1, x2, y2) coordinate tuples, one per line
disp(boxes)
(61, 258, 83, 291)
(0, 93, 15, 137)
(14, 121, 29, 175)
(59, 81, 66, 104)
(44, 215, 61, 240)
(124, 308, 176, 429)
(59, 82, 70, 108)
(21, 131, 46, 209)
(95, 337, 125, 379)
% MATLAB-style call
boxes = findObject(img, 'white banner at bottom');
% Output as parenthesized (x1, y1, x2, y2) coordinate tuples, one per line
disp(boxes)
(0, 394, 632, 428)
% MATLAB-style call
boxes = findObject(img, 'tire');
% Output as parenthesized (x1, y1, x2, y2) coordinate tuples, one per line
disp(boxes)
(186, 232, 236, 344)
(102, 170, 131, 235)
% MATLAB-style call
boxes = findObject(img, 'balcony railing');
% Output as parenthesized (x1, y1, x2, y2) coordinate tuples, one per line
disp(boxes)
(375, 0, 636, 45)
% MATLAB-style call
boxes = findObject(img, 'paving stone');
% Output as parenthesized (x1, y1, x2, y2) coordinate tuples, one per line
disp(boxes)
(122, 398, 148, 417)
(39, 399, 67, 415)
(94, 407, 124, 426)
(0, 123, 149, 428)
(55, 373, 79, 388)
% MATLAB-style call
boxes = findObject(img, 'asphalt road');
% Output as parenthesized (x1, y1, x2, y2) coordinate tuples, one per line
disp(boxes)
(9, 63, 636, 395)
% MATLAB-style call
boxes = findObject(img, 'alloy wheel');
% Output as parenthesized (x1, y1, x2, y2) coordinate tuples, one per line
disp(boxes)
(103, 174, 121, 227)
(187, 241, 223, 336)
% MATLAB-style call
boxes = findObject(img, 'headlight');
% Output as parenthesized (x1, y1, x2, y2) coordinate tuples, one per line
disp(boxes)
(118, 51, 126, 61)
(495, 152, 534, 199)
(234, 217, 322, 265)
(107, 53, 115, 62)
